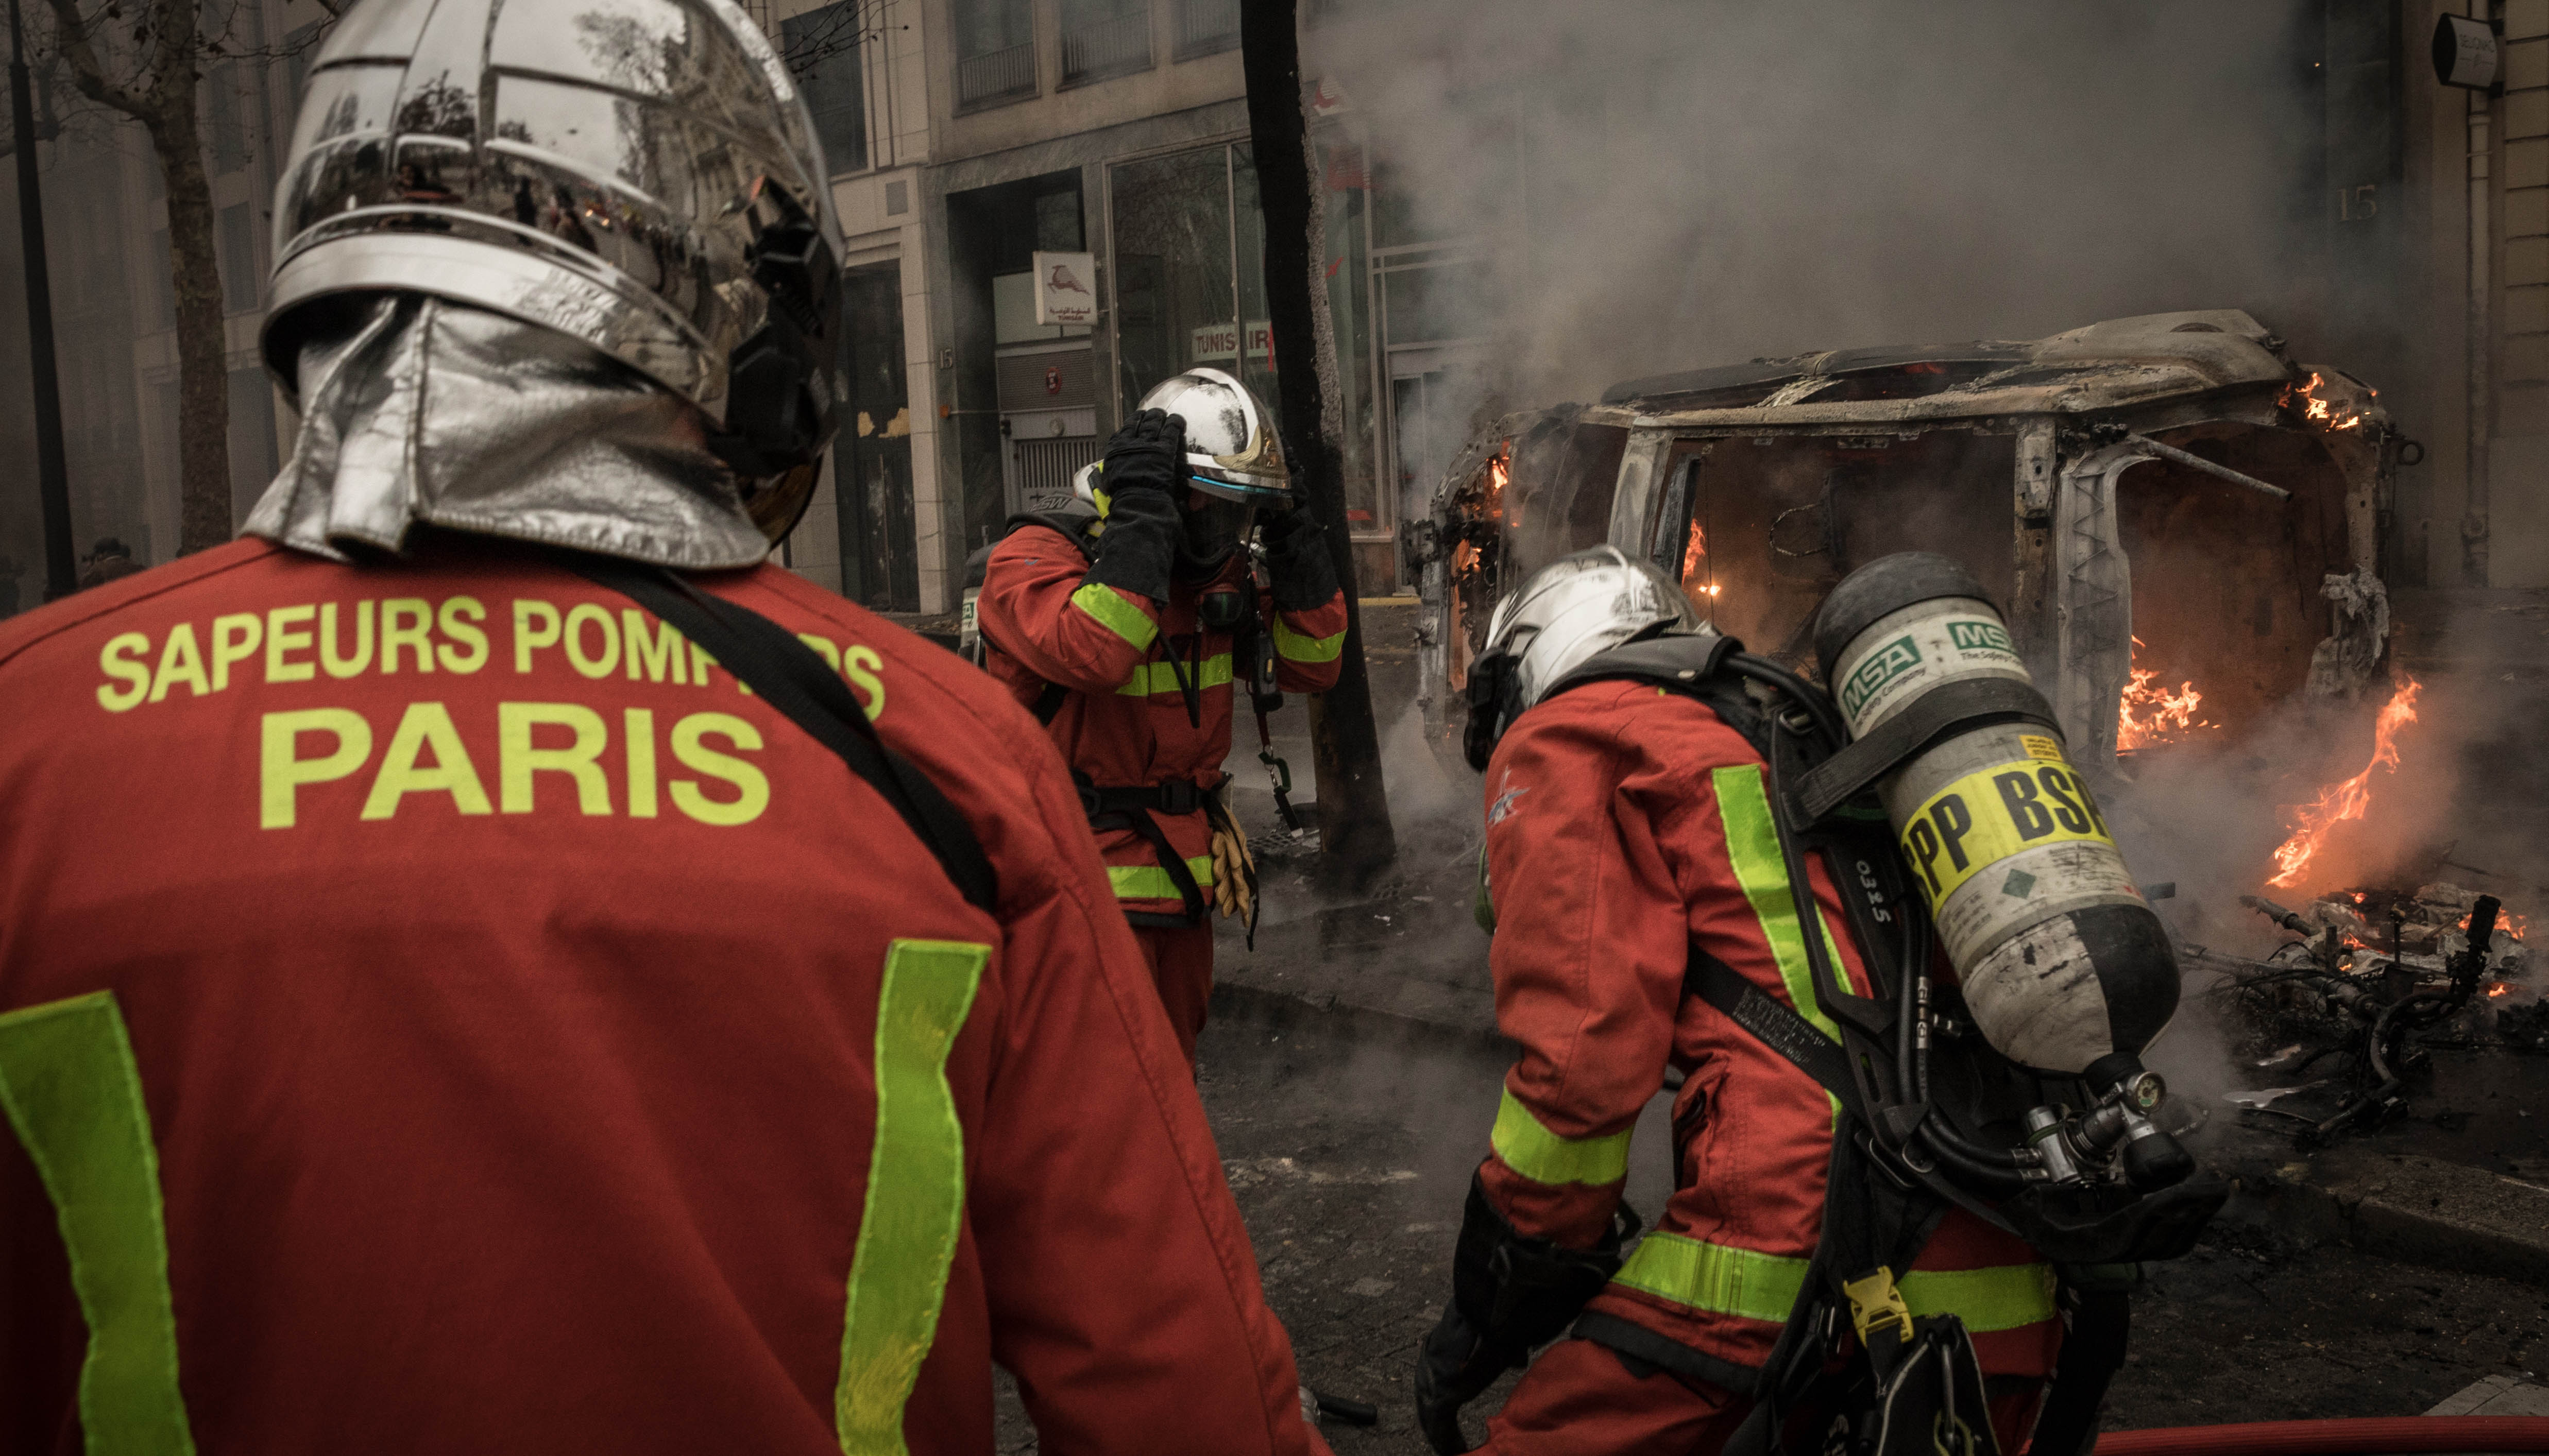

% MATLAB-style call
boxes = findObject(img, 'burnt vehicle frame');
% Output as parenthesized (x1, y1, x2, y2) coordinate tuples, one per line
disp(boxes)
(1406, 310, 2400, 766)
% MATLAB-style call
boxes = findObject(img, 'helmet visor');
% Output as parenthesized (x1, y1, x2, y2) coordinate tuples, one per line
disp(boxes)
(1180, 489, 1255, 570)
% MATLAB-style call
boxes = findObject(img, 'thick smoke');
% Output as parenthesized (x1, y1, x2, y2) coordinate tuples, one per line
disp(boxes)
(1307, 0, 2318, 418)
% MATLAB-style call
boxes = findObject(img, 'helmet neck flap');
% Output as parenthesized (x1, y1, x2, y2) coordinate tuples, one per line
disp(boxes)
(245, 295, 775, 569)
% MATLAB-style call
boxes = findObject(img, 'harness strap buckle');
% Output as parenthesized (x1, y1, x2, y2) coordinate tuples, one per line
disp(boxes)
(1841, 1265, 1916, 1347)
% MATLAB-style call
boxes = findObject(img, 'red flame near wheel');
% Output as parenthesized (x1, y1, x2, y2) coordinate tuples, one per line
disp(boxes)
(2265, 678, 2422, 889)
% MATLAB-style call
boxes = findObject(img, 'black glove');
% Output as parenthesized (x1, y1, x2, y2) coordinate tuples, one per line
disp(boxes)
(1082, 409, 1184, 604)
(1257, 506, 1338, 612)
(1412, 1174, 1636, 1455)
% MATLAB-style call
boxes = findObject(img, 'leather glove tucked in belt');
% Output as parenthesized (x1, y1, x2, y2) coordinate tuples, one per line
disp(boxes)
(1413, 1172, 1637, 1455)
(1083, 409, 1184, 604)
(1256, 505, 1339, 611)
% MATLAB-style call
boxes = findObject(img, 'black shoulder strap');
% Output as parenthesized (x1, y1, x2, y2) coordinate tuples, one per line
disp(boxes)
(1789, 676, 2062, 825)
(1540, 630, 1773, 758)
(1007, 509, 1100, 555)
(559, 552, 999, 914)
(1541, 629, 1742, 700)
(1682, 947, 1867, 1118)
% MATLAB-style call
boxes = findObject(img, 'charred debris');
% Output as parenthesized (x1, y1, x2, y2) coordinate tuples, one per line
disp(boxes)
(2184, 885, 2541, 1147)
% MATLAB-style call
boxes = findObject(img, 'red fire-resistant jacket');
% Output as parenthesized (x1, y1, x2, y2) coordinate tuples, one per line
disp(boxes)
(974, 523, 1347, 920)
(0, 537, 1330, 1456)
(1476, 682, 2064, 1385)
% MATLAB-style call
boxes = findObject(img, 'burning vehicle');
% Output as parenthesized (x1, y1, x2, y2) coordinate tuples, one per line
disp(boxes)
(1405, 310, 2399, 767)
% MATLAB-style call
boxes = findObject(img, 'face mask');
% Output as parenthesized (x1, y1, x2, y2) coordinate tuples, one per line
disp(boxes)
(1174, 489, 1254, 582)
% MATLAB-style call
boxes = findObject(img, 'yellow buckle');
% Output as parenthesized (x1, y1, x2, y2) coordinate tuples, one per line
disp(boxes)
(1842, 1266, 1916, 1345)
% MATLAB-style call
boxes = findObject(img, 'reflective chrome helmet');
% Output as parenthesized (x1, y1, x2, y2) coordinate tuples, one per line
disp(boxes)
(1137, 368, 1294, 507)
(260, 0, 844, 541)
(1464, 545, 1700, 769)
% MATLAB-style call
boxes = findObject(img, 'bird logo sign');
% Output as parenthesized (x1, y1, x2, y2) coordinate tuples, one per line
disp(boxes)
(1033, 251, 1097, 327)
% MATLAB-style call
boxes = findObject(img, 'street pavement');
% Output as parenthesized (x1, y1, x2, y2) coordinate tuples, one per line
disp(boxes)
(981, 999, 2547, 1451)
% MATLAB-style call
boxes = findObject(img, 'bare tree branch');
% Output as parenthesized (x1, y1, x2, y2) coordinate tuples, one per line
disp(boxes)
(41, 0, 150, 119)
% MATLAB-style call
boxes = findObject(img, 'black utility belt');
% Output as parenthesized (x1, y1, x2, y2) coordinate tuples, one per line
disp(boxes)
(1077, 777, 1217, 818)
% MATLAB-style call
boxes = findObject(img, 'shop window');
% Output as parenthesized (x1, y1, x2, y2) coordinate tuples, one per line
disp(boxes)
(1108, 146, 1240, 413)
(783, 3, 869, 174)
(1107, 138, 1385, 535)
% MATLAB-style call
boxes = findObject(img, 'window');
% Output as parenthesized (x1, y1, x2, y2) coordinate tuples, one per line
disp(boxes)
(284, 23, 321, 130)
(953, 0, 1036, 110)
(227, 366, 280, 527)
(782, 3, 868, 175)
(1059, 0, 1149, 86)
(1174, 0, 1239, 59)
(207, 63, 248, 174)
(219, 203, 260, 314)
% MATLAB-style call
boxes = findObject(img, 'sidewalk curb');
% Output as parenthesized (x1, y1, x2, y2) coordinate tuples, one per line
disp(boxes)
(2284, 1151, 2549, 1288)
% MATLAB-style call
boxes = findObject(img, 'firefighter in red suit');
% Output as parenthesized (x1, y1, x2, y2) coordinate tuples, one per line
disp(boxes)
(975, 370, 1348, 1065)
(0, 8, 1330, 1451)
(1413, 549, 2063, 1455)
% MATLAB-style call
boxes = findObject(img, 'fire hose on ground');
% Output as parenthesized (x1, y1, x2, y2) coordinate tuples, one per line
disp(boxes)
(2087, 1415, 2549, 1454)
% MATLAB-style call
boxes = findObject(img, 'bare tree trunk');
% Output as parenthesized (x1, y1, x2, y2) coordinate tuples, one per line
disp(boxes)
(1240, 0, 1397, 886)
(154, 108, 231, 552)
(45, 0, 232, 554)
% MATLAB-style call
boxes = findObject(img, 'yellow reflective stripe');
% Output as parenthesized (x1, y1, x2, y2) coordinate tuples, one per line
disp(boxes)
(1108, 856, 1218, 900)
(1069, 581, 1158, 652)
(1114, 654, 1234, 697)
(1614, 1232, 1807, 1325)
(1710, 764, 1846, 1046)
(1899, 1263, 2059, 1334)
(837, 940, 991, 1455)
(1272, 618, 1346, 663)
(0, 992, 197, 1456)
(1489, 1087, 1632, 1187)
(1611, 1232, 2057, 1335)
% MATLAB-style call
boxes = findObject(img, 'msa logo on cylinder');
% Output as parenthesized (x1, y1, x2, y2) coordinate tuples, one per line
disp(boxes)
(1839, 635, 1921, 719)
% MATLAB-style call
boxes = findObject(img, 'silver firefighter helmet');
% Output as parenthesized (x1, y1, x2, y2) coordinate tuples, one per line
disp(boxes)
(1137, 368, 1295, 508)
(260, 0, 844, 542)
(1464, 545, 1700, 769)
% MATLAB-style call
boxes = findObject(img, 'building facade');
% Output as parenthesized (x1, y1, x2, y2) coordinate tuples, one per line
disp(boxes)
(18, 2, 2545, 614)
(788, 0, 1413, 613)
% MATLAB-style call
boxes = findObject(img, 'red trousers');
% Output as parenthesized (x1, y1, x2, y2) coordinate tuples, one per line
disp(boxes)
(1134, 923, 1216, 1067)
(1479, 1339, 2041, 1455)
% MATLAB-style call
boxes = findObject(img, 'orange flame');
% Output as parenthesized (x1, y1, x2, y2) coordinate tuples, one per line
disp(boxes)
(2458, 907, 2527, 941)
(2281, 371, 2369, 432)
(2489, 984, 2511, 998)
(1485, 448, 1510, 521)
(1681, 524, 1706, 583)
(2116, 637, 2213, 750)
(2265, 678, 2422, 889)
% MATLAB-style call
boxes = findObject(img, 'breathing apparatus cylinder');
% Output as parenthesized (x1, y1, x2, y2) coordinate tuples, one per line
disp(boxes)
(1812, 554, 2180, 1096)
